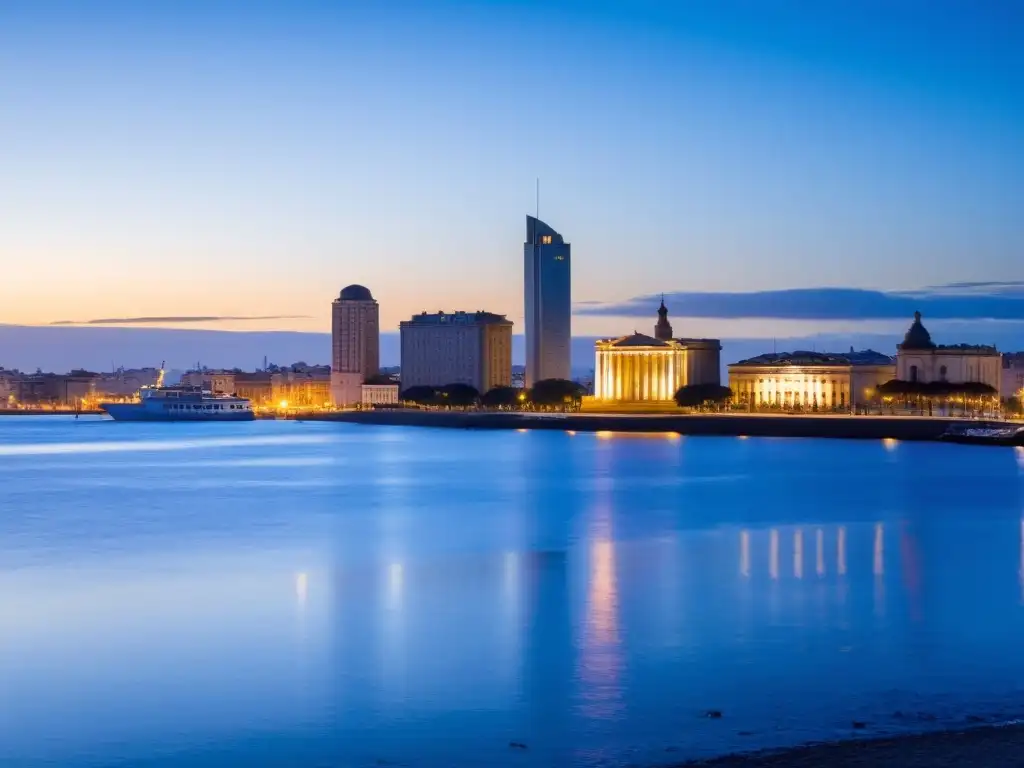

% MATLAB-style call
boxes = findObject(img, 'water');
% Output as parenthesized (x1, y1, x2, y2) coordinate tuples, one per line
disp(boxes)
(1, 416, 1023, 767)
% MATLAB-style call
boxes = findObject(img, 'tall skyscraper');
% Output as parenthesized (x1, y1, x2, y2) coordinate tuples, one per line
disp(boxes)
(400, 310, 513, 393)
(524, 216, 571, 386)
(331, 284, 379, 406)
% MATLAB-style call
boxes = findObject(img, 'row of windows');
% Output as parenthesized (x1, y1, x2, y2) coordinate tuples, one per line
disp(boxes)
(167, 403, 248, 411)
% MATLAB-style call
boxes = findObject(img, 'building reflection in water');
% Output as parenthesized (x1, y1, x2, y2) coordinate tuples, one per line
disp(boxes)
(838, 526, 847, 576)
(737, 524, 887, 582)
(873, 523, 885, 617)
(1020, 519, 1024, 605)
(769, 529, 779, 580)
(578, 502, 623, 722)
(816, 529, 825, 577)
(740, 530, 750, 577)
(296, 572, 308, 607)
(793, 529, 804, 579)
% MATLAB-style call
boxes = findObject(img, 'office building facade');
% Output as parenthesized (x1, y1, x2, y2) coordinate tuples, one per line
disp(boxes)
(524, 216, 571, 386)
(400, 310, 513, 393)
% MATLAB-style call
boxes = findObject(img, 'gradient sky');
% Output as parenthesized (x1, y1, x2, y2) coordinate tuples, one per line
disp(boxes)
(2, 0, 1022, 341)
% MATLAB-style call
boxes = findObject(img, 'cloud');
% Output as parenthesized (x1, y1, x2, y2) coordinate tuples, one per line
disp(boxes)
(575, 283, 1024, 321)
(50, 315, 311, 326)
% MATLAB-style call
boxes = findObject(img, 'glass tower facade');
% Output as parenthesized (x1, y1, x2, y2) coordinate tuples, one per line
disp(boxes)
(523, 216, 571, 387)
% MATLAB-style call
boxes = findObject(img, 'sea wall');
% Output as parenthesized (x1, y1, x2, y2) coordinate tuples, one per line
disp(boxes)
(298, 409, 982, 442)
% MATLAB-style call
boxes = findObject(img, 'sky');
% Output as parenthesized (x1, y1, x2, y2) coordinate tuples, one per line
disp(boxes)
(2, 0, 1023, 348)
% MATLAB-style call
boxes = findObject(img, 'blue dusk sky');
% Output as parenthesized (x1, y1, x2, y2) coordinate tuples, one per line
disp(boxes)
(2, 0, 1022, 345)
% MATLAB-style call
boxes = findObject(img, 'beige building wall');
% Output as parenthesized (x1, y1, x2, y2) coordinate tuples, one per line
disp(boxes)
(400, 312, 513, 393)
(332, 289, 380, 378)
(896, 350, 1001, 390)
(361, 384, 400, 405)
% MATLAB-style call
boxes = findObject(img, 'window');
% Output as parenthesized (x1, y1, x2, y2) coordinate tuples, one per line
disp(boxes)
(939, 365, 947, 381)
(541, 235, 552, 245)
(909, 365, 918, 383)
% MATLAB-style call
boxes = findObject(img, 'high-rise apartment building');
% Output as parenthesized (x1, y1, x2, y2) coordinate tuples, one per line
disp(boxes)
(524, 216, 571, 386)
(331, 284, 380, 406)
(400, 310, 513, 393)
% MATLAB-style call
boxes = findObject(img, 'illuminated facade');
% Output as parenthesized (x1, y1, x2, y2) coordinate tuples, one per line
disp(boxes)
(896, 311, 1001, 391)
(271, 371, 332, 408)
(331, 284, 380, 406)
(594, 301, 721, 402)
(524, 216, 571, 386)
(728, 350, 894, 410)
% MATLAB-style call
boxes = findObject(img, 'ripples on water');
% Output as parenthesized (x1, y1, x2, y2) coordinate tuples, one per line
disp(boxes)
(0, 416, 1023, 767)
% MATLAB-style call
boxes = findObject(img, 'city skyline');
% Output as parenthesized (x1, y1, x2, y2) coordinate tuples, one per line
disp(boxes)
(2, 2, 1022, 344)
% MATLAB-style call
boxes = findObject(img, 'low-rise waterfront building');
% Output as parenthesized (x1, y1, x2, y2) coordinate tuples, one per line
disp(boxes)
(895, 312, 1001, 390)
(593, 301, 721, 403)
(94, 368, 162, 399)
(271, 370, 332, 408)
(233, 373, 273, 406)
(361, 383, 400, 406)
(728, 350, 895, 410)
(1002, 353, 1024, 402)
(180, 370, 237, 395)
(400, 310, 513, 393)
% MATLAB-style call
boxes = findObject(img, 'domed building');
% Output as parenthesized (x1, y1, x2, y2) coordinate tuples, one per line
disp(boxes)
(895, 310, 1001, 390)
(331, 285, 380, 406)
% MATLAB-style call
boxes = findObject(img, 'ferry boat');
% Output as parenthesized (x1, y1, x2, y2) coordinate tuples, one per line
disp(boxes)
(101, 385, 255, 422)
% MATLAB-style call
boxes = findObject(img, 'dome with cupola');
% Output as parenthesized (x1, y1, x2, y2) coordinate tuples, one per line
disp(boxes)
(900, 311, 935, 350)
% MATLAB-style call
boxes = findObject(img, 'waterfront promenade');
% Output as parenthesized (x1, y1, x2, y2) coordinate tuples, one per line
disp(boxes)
(300, 408, 1020, 444)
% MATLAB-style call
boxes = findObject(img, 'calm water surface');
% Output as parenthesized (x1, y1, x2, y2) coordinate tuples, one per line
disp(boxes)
(1, 417, 1024, 767)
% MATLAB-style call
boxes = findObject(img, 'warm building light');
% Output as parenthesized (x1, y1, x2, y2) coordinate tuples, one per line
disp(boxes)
(596, 430, 614, 439)
(278, 400, 289, 409)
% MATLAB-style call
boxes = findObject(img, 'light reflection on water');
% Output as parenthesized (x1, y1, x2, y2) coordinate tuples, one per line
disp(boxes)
(0, 418, 1022, 767)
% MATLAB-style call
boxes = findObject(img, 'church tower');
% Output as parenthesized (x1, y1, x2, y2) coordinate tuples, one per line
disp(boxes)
(654, 296, 673, 341)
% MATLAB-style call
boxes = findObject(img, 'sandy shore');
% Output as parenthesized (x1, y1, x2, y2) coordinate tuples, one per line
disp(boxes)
(678, 725, 1024, 767)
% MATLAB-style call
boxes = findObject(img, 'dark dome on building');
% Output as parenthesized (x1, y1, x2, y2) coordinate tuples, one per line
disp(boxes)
(338, 284, 374, 301)
(900, 310, 934, 349)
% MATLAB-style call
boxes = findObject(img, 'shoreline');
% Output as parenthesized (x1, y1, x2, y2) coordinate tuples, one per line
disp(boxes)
(677, 723, 1024, 767)
(298, 409, 1023, 446)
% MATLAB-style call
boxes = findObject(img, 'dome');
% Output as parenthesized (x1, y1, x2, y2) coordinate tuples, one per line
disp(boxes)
(338, 284, 374, 301)
(901, 311, 934, 349)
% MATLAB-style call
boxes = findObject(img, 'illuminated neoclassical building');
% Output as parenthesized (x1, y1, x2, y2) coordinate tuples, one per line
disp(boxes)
(593, 300, 721, 402)
(728, 350, 895, 410)
(896, 311, 1001, 391)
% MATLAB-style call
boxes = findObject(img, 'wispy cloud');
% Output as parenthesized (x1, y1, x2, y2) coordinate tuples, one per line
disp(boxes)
(575, 283, 1024, 321)
(50, 315, 311, 326)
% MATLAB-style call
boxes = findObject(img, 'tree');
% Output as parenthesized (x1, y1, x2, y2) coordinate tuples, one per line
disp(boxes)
(530, 378, 585, 411)
(1006, 396, 1022, 416)
(674, 383, 733, 409)
(400, 385, 438, 406)
(481, 385, 524, 409)
(440, 382, 480, 408)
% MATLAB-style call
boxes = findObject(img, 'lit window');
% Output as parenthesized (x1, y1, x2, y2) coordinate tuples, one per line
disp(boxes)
(541, 235, 552, 245)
